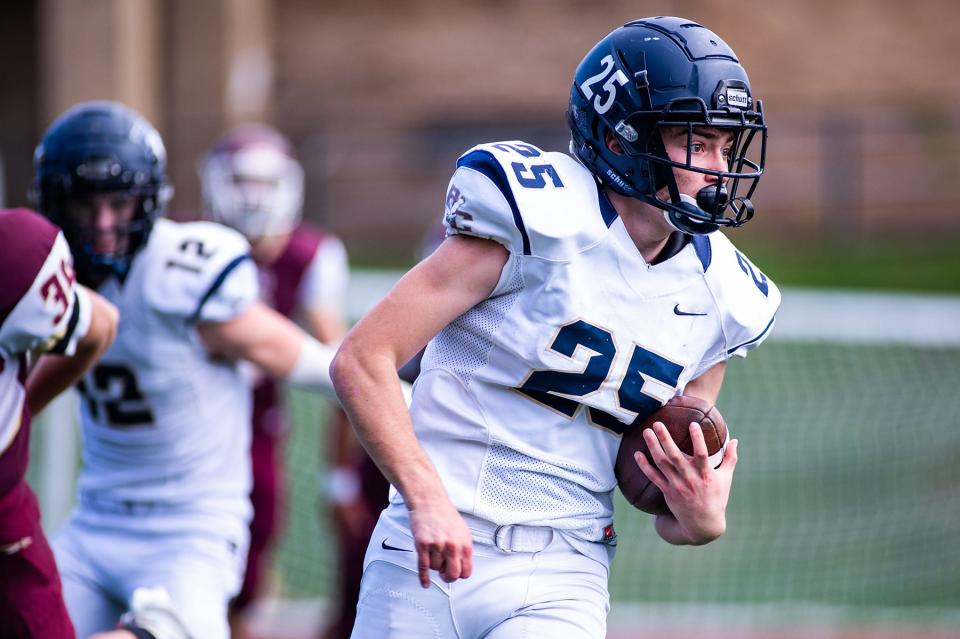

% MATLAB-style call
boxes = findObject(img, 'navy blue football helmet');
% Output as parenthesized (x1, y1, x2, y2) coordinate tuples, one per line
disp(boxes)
(568, 17, 767, 234)
(32, 101, 171, 284)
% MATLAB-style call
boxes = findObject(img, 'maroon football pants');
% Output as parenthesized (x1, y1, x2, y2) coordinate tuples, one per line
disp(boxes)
(231, 427, 285, 613)
(0, 483, 75, 638)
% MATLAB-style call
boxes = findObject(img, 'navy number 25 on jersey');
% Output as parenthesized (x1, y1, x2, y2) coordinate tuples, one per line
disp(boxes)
(516, 320, 683, 434)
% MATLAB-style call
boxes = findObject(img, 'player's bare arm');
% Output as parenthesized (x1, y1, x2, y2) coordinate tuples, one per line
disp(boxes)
(331, 234, 508, 588)
(26, 287, 118, 415)
(635, 361, 739, 545)
(305, 305, 348, 344)
(196, 299, 338, 398)
(683, 361, 726, 406)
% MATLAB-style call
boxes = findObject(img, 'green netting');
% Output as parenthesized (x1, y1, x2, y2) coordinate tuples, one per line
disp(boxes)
(275, 342, 960, 618)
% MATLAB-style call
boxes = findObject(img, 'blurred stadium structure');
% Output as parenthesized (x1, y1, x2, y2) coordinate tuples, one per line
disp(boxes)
(7, 1, 960, 637)
(3, 1, 960, 251)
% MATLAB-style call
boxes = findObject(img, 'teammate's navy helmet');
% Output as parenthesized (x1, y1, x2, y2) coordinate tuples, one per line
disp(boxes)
(32, 101, 171, 283)
(568, 17, 767, 234)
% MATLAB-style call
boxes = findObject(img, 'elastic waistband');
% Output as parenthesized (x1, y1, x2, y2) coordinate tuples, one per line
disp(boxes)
(79, 491, 181, 515)
(383, 501, 615, 559)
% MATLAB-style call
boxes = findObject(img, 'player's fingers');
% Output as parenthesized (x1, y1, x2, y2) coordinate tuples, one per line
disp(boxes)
(642, 426, 667, 464)
(689, 422, 710, 467)
(442, 537, 475, 583)
(429, 547, 445, 570)
(634, 450, 667, 489)
(719, 438, 739, 470)
(417, 546, 432, 589)
(643, 424, 677, 474)
(654, 422, 685, 464)
(460, 542, 473, 579)
(439, 543, 461, 582)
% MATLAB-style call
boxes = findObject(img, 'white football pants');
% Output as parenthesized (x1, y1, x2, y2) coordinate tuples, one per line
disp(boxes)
(53, 505, 247, 639)
(351, 507, 610, 639)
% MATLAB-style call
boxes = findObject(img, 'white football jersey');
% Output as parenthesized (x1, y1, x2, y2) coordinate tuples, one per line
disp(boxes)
(299, 234, 348, 311)
(75, 218, 258, 535)
(404, 141, 780, 548)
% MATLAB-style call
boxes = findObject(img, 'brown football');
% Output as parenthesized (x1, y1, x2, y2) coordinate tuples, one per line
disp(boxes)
(615, 395, 728, 515)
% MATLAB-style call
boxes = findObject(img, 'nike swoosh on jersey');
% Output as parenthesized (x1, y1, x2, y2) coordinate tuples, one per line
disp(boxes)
(673, 304, 708, 317)
(381, 538, 413, 552)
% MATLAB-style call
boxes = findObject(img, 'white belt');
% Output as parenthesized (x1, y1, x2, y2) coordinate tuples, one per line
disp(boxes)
(460, 512, 555, 553)
(79, 491, 173, 515)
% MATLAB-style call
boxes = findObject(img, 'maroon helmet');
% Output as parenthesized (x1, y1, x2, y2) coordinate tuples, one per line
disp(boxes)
(201, 124, 304, 239)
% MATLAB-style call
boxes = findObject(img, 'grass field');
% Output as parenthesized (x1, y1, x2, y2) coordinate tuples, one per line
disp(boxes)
(352, 238, 960, 294)
(735, 240, 960, 294)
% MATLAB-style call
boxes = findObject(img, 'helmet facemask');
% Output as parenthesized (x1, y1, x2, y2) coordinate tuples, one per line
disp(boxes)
(619, 97, 767, 234)
(59, 191, 158, 284)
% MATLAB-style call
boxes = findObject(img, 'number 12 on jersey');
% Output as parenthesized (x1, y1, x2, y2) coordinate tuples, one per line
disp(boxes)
(77, 363, 155, 428)
(516, 320, 684, 434)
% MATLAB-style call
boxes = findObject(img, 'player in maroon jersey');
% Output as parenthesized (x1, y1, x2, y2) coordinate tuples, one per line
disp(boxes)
(202, 124, 387, 638)
(0, 207, 118, 638)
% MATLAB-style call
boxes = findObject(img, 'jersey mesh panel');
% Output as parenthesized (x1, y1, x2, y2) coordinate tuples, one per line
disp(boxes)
(430, 258, 523, 386)
(431, 259, 609, 534)
(476, 443, 608, 535)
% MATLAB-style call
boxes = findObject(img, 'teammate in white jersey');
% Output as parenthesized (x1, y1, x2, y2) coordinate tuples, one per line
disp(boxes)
(332, 16, 780, 638)
(31, 101, 340, 639)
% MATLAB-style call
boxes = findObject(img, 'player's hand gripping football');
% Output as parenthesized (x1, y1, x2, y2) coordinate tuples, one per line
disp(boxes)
(634, 420, 739, 545)
(408, 496, 474, 588)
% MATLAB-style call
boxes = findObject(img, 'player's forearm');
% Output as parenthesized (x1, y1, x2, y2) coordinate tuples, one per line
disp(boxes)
(684, 361, 726, 405)
(305, 305, 348, 344)
(26, 292, 118, 415)
(27, 351, 91, 415)
(198, 301, 339, 398)
(654, 510, 726, 545)
(245, 329, 339, 398)
(331, 343, 447, 509)
(284, 334, 339, 398)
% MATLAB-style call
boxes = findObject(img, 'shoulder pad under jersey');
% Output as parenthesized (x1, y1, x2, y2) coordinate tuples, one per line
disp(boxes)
(141, 219, 258, 322)
(701, 232, 781, 358)
(443, 141, 612, 260)
(0, 209, 88, 358)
